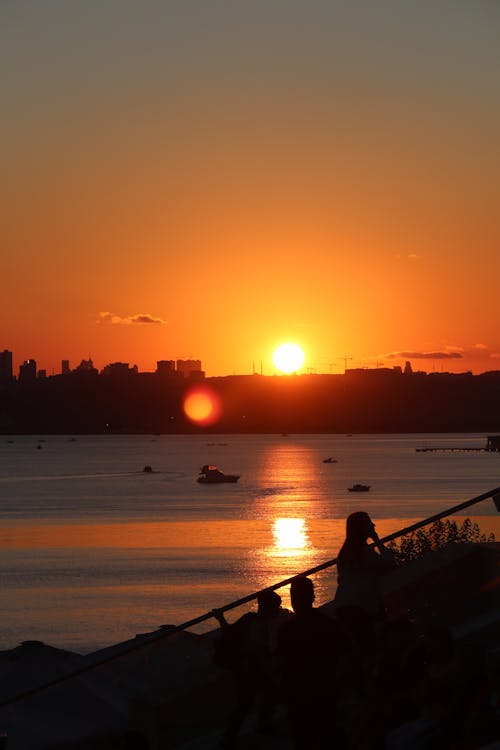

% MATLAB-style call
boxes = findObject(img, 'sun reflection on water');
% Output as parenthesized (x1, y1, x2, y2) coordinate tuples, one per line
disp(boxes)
(273, 517, 309, 551)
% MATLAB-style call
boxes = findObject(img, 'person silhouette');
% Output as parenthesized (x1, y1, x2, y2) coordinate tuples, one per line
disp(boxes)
(214, 589, 291, 748)
(276, 576, 352, 749)
(334, 512, 396, 620)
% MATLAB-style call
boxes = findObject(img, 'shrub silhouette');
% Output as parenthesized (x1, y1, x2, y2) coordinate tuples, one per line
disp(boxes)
(387, 518, 495, 564)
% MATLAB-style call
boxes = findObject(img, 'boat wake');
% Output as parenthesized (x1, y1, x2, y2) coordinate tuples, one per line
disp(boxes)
(0, 470, 185, 482)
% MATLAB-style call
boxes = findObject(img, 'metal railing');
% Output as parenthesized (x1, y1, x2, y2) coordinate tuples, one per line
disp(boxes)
(1, 484, 499, 710)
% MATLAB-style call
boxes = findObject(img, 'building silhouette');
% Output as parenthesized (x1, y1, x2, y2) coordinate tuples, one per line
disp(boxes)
(73, 358, 98, 374)
(156, 360, 176, 375)
(0, 349, 13, 381)
(18, 358, 37, 384)
(101, 362, 138, 377)
(176, 359, 203, 378)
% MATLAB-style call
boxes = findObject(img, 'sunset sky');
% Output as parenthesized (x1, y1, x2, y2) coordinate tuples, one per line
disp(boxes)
(2, 1, 499, 377)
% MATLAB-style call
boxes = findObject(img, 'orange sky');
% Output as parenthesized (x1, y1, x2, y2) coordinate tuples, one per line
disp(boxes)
(1, 1, 499, 376)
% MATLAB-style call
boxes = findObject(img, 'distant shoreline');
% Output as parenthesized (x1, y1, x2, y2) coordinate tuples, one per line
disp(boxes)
(0, 430, 499, 438)
(2, 370, 500, 433)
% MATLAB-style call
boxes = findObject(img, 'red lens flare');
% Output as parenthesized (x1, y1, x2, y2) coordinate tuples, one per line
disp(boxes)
(183, 386, 222, 426)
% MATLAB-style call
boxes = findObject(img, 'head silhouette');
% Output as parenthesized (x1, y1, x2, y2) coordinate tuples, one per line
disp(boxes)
(257, 589, 282, 616)
(290, 576, 315, 614)
(345, 512, 374, 543)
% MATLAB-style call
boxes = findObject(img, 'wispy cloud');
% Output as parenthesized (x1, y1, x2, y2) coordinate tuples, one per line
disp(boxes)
(386, 351, 463, 360)
(98, 311, 167, 325)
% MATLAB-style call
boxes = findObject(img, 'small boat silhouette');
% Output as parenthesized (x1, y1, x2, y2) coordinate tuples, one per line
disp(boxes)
(348, 483, 371, 492)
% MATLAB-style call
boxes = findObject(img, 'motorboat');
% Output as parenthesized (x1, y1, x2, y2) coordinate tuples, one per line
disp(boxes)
(323, 457, 338, 463)
(348, 483, 371, 492)
(197, 465, 240, 484)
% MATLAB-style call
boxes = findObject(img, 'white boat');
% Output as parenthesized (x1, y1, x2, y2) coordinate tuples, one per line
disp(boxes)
(197, 465, 240, 484)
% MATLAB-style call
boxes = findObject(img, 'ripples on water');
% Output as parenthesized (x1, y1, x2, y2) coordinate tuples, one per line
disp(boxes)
(0, 433, 499, 651)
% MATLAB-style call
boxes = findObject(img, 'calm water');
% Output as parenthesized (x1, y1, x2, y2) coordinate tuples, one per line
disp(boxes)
(0, 433, 499, 653)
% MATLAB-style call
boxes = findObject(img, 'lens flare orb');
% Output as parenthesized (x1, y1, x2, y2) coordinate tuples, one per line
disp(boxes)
(183, 387, 222, 426)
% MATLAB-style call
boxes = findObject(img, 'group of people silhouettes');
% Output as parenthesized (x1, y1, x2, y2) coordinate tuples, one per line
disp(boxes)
(213, 511, 498, 749)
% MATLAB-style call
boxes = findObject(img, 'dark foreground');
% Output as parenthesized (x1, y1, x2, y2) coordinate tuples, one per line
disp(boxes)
(0, 543, 499, 750)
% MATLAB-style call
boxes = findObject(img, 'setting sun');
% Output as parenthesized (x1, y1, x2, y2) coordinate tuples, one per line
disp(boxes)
(273, 343, 305, 374)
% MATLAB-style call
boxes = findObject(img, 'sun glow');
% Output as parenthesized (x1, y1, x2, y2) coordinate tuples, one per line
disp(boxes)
(272, 343, 305, 374)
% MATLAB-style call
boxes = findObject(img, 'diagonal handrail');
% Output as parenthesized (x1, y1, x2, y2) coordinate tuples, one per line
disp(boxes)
(0, 485, 498, 710)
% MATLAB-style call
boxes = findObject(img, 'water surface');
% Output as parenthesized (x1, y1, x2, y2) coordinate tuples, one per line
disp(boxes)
(1, 433, 498, 652)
